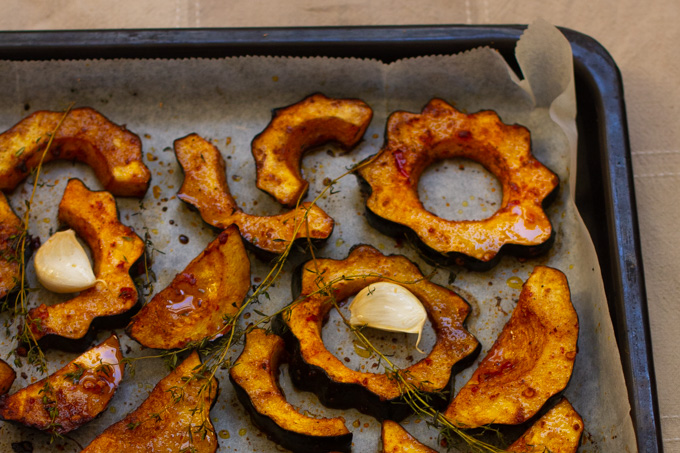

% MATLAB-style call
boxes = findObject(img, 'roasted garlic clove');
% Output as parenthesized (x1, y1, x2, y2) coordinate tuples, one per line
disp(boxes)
(349, 282, 427, 351)
(34, 229, 96, 293)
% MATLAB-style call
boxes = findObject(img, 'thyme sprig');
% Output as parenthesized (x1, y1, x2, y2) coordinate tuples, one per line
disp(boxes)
(8, 104, 74, 374)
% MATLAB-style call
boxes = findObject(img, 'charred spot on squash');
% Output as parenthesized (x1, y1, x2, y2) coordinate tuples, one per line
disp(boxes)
(81, 351, 218, 453)
(0, 358, 16, 396)
(444, 266, 578, 428)
(0, 108, 151, 197)
(230, 328, 352, 453)
(381, 420, 437, 453)
(127, 225, 250, 350)
(252, 93, 373, 206)
(273, 245, 479, 421)
(175, 133, 334, 258)
(25, 179, 145, 351)
(507, 398, 584, 453)
(357, 99, 559, 270)
(0, 334, 123, 434)
(0, 193, 24, 300)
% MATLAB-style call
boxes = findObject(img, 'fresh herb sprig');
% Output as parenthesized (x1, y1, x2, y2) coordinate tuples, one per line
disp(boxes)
(8, 104, 74, 374)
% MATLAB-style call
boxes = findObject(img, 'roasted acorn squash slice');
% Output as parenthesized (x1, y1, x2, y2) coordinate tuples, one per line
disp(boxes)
(381, 420, 437, 453)
(175, 133, 334, 256)
(82, 350, 218, 453)
(26, 179, 145, 350)
(0, 192, 22, 300)
(0, 358, 16, 396)
(252, 93, 373, 206)
(0, 334, 123, 434)
(127, 225, 250, 350)
(444, 266, 578, 428)
(357, 99, 559, 270)
(230, 328, 352, 453)
(0, 108, 150, 197)
(274, 245, 479, 420)
(508, 398, 584, 453)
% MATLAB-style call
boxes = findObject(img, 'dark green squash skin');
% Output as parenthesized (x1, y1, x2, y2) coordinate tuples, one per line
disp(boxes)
(230, 371, 352, 453)
(273, 246, 481, 421)
(355, 159, 559, 272)
(34, 299, 143, 353)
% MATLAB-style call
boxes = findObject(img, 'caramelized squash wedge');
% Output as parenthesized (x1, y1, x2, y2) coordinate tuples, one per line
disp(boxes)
(0, 108, 150, 197)
(252, 93, 373, 206)
(82, 350, 218, 453)
(0, 192, 23, 300)
(0, 334, 123, 434)
(175, 133, 334, 256)
(274, 245, 479, 421)
(0, 358, 16, 396)
(230, 328, 352, 453)
(444, 266, 578, 428)
(381, 420, 437, 453)
(127, 225, 250, 350)
(357, 99, 559, 270)
(508, 398, 584, 453)
(26, 179, 145, 350)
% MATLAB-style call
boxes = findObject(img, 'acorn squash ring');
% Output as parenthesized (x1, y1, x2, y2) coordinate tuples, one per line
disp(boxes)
(274, 245, 480, 421)
(357, 99, 559, 270)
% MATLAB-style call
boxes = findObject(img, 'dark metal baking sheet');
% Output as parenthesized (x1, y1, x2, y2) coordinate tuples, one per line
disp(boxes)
(0, 25, 661, 452)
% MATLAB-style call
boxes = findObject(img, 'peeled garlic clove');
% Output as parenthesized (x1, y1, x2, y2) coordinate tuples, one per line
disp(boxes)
(34, 229, 97, 293)
(348, 282, 427, 352)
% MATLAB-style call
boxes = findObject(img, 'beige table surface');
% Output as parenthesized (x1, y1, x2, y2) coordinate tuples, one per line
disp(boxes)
(1, 1, 678, 451)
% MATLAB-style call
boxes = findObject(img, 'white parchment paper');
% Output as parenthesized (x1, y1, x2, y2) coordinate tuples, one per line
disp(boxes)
(0, 20, 636, 452)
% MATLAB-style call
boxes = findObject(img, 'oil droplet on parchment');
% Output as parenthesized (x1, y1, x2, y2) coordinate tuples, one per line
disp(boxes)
(506, 276, 524, 289)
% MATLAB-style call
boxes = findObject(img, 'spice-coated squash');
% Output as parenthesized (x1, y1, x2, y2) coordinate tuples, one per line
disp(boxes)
(0, 334, 123, 434)
(444, 266, 578, 428)
(230, 328, 352, 453)
(127, 225, 250, 350)
(357, 99, 559, 270)
(0, 358, 16, 396)
(508, 398, 584, 453)
(0, 192, 22, 300)
(0, 108, 151, 197)
(82, 351, 219, 453)
(252, 93, 373, 206)
(381, 420, 437, 453)
(175, 134, 334, 257)
(26, 179, 145, 350)
(275, 245, 479, 421)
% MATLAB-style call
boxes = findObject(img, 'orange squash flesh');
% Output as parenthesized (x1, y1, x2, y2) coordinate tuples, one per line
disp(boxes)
(276, 245, 479, 420)
(252, 93, 373, 206)
(175, 133, 334, 256)
(0, 358, 16, 396)
(508, 398, 584, 453)
(127, 225, 250, 350)
(0, 334, 123, 434)
(82, 351, 218, 453)
(381, 420, 437, 453)
(358, 99, 558, 270)
(0, 192, 22, 300)
(230, 328, 352, 453)
(0, 108, 150, 197)
(444, 266, 578, 428)
(26, 179, 145, 348)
